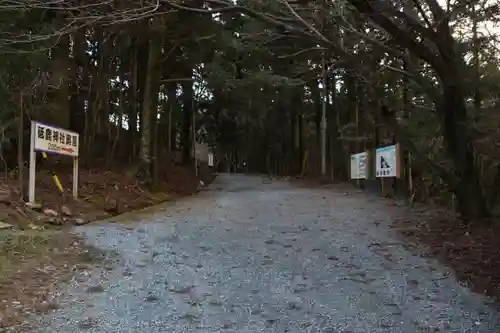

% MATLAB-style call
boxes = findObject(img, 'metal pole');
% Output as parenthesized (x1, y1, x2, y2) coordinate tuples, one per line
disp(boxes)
(28, 121, 36, 204)
(73, 156, 79, 199)
(321, 52, 327, 176)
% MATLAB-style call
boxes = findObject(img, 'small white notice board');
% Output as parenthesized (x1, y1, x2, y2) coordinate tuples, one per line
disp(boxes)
(208, 153, 214, 167)
(29, 121, 80, 204)
(375, 144, 400, 178)
(350, 152, 368, 179)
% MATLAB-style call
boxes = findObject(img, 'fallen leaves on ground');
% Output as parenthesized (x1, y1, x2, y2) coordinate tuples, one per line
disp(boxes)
(0, 161, 212, 228)
(394, 206, 500, 301)
(0, 231, 99, 329)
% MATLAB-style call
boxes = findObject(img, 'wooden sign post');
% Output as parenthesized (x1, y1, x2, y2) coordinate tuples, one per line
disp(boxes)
(28, 121, 80, 205)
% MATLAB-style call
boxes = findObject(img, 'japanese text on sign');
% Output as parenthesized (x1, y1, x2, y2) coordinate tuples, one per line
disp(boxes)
(33, 122, 79, 157)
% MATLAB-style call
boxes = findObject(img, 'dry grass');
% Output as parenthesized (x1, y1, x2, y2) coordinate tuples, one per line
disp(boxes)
(1, 231, 71, 280)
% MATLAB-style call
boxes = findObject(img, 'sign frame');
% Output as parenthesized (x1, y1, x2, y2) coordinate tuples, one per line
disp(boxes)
(28, 121, 80, 204)
(375, 143, 401, 178)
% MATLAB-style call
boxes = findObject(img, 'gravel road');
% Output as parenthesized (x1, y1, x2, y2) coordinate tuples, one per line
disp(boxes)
(33, 174, 499, 332)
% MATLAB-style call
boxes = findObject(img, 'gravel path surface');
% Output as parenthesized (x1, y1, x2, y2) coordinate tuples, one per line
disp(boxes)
(33, 174, 499, 332)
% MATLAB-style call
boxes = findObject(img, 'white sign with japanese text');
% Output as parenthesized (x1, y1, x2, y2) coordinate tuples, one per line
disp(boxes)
(33, 122, 79, 157)
(350, 151, 368, 179)
(28, 121, 80, 205)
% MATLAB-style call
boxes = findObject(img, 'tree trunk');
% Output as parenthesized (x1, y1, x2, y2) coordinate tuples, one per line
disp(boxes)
(402, 53, 413, 197)
(51, 34, 70, 128)
(96, 31, 111, 136)
(135, 25, 150, 158)
(181, 80, 193, 165)
(311, 83, 321, 147)
(138, 25, 162, 185)
(472, 7, 481, 117)
(439, 83, 489, 219)
(128, 37, 139, 163)
(435, 15, 487, 218)
(345, 70, 357, 156)
(327, 74, 348, 181)
(165, 83, 177, 152)
(298, 111, 304, 172)
(151, 98, 160, 190)
(70, 30, 86, 134)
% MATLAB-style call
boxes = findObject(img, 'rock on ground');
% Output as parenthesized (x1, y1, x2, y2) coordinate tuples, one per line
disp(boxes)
(29, 174, 500, 332)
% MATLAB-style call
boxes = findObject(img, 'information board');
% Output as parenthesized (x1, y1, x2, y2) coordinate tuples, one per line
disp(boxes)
(350, 151, 368, 179)
(375, 144, 400, 178)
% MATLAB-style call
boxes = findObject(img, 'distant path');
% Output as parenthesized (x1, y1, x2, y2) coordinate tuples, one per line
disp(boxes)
(33, 174, 499, 332)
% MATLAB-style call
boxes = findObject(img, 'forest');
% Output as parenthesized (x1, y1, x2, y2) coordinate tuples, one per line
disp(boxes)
(0, 0, 499, 221)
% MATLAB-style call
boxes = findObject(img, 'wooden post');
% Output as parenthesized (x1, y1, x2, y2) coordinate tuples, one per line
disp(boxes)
(18, 91, 24, 199)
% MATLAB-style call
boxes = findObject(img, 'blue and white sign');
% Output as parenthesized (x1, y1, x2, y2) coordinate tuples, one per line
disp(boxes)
(375, 144, 400, 178)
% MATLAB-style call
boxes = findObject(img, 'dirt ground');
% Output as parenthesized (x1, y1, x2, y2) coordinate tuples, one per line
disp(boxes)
(0, 231, 101, 329)
(25, 174, 499, 332)
(0, 161, 215, 329)
(3, 170, 499, 329)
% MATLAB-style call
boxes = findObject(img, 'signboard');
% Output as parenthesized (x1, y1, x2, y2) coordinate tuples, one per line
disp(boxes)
(375, 144, 400, 178)
(28, 121, 80, 204)
(208, 153, 214, 167)
(194, 142, 209, 162)
(350, 152, 369, 179)
(33, 122, 79, 157)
